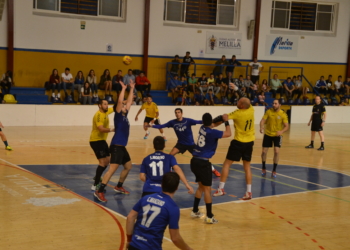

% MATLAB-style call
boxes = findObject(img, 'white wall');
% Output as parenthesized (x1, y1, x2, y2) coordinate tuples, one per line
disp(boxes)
(149, 0, 256, 59)
(14, 0, 144, 54)
(1, 105, 265, 126)
(0, 0, 7, 47)
(291, 106, 350, 123)
(258, 0, 350, 63)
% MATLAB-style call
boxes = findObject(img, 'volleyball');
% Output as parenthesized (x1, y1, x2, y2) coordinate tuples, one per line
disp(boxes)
(123, 56, 132, 65)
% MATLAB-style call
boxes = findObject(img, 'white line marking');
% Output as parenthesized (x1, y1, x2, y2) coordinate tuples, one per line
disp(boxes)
(0, 158, 172, 243)
(249, 165, 331, 188)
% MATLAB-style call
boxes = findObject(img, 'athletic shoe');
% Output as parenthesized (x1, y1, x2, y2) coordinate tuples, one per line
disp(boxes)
(317, 146, 324, 151)
(212, 188, 226, 197)
(190, 211, 203, 218)
(114, 186, 130, 194)
(163, 136, 167, 141)
(241, 192, 252, 200)
(5, 146, 13, 151)
(271, 171, 277, 178)
(205, 216, 218, 224)
(212, 169, 221, 177)
(94, 191, 107, 202)
(261, 169, 266, 177)
(144, 131, 150, 139)
(91, 183, 102, 191)
(305, 144, 314, 148)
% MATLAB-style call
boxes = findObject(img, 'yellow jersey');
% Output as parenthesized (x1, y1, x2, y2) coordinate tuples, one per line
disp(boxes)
(141, 102, 159, 118)
(89, 107, 114, 142)
(227, 105, 255, 142)
(262, 108, 288, 137)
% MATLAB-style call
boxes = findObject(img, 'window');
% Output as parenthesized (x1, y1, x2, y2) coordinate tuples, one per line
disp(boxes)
(164, 0, 239, 27)
(271, 1, 336, 32)
(33, 0, 125, 18)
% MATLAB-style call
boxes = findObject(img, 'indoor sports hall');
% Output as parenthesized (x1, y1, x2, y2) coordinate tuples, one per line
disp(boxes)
(1, 1, 350, 250)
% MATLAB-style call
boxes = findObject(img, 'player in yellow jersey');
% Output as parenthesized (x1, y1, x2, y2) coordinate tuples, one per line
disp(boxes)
(89, 99, 114, 190)
(260, 99, 289, 178)
(0, 121, 13, 150)
(213, 97, 255, 200)
(135, 95, 166, 140)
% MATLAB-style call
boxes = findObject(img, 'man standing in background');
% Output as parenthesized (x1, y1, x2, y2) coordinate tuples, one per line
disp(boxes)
(249, 58, 263, 84)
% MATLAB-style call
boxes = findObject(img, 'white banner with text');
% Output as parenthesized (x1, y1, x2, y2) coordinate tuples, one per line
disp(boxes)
(206, 32, 242, 55)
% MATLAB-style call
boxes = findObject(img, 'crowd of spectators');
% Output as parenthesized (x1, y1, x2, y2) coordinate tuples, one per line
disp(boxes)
(48, 67, 151, 104)
(168, 52, 350, 106)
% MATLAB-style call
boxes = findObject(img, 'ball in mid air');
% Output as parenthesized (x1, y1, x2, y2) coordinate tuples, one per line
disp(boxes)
(123, 56, 132, 65)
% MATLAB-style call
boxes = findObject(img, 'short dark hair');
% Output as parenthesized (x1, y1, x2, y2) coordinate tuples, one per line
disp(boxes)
(153, 136, 165, 151)
(65, 67, 70, 71)
(328, 75, 332, 77)
(175, 55, 179, 58)
(162, 172, 180, 193)
(98, 99, 107, 106)
(128, 69, 133, 72)
(186, 51, 190, 54)
(338, 75, 342, 78)
(147, 95, 152, 99)
(191, 73, 196, 76)
(175, 108, 183, 113)
(274, 99, 281, 104)
(202, 73, 206, 76)
(202, 113, 212, 126)
(287, 77, 291, 80)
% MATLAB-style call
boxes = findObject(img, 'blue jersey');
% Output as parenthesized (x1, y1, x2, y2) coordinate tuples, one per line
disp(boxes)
(130, 192, 180, 250)
(111, 110, 130, 146)
(192, 125, 223, 159)
(152, 118, 202, 146)
(140, 151, 178, 193)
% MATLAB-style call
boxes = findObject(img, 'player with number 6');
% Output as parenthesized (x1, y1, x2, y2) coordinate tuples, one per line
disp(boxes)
(212, 97, 255, 200)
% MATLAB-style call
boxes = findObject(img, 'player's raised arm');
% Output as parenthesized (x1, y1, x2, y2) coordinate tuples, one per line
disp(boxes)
(212, 114, 225, 127)
(116, 81, 127, 113)
(150, 120, 171, 129)
(222, 114, 231, 138)
(172, 165, 194, 194)
(126, 79, 135, 111)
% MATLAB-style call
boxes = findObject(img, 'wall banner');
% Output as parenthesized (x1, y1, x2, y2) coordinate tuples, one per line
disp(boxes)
(206, 32, 242, 55)
(265, 35, 299, 57)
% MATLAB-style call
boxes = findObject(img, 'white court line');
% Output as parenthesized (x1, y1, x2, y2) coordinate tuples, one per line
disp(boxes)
(250, 155, 350, 177)
(249, 165, 331, 189)
(0, 158, 172, 243)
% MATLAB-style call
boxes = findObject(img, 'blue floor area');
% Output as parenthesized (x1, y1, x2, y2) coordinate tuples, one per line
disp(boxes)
(20, 164, 350, 217)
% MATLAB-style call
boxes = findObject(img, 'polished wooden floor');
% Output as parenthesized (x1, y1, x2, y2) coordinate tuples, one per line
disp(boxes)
(1, 124, 350, 250)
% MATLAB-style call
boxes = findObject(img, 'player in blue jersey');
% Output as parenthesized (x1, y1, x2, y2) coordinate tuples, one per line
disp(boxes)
(94, 80, 134, 202)
(140, 136, 193, 197)
(149, 108, 221, 177)
(190, 113, 231, 224)
(126, 172, 193, 250)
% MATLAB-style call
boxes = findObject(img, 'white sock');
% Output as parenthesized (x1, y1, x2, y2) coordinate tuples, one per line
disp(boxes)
(211, 165, 215, 171)
(146, 130, 150, 135)
(247, 184, 252, 193)
(219, 182, 225, 189)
